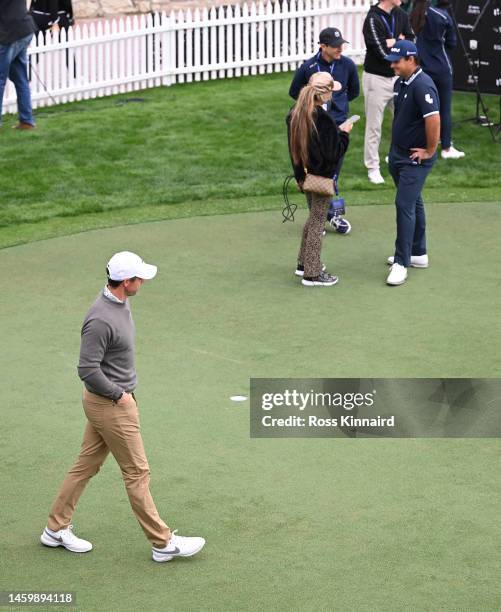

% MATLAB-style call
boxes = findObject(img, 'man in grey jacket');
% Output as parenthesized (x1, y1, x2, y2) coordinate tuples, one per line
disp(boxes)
(0, 0, 37, 128)
(41, 251, 205, 563)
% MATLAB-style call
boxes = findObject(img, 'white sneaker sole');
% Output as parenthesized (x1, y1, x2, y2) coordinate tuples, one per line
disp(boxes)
(386, 277, 407, 286)
(40, 532, 92, 553)
(386, 258, 428, 269)
(441, 153, 465, 159)
(152, 540, 205, 563)
(302, 277, 339, 287)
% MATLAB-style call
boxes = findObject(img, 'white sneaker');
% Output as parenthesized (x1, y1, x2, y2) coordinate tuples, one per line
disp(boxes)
(152, 530, 205, 563)
(368, 169, 385, 184)
(386, 263, 408, 286)
(441, 146, 465, 159)
(387, 254, 428, 268)
(385, 156, 389, 164)
(40, 525, 92, 553)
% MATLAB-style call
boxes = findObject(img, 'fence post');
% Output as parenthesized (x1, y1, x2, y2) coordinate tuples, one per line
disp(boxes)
(202, 7, 209, 81)
(234, 4, 242, 78)
(218, 5, 226, 79)
(227, 5, 234, 78)
(273, 0, 281, 73)
(250, 2, 257, 75)
(186, 9, 193, 83)
(242, 3, 250, 76)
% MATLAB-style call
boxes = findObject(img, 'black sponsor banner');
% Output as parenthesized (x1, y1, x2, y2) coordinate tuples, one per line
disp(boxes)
(451, 0, 501, 94)
(250, 379, 501, 438)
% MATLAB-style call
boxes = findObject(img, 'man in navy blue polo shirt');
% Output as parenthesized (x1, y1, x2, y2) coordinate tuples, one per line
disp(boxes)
(289, 27, 359, 178)
(384, 40, 440, 286)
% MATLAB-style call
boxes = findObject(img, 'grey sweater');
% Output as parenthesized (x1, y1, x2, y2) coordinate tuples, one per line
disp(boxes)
(77, 290, 136, 400)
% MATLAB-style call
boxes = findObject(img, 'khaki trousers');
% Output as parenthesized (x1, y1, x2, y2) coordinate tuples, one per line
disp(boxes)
(363, 71, 398, 171)
(47, 390, 171, 548)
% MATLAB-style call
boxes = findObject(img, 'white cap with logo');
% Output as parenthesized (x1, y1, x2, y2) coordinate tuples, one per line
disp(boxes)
(106, 251, 157, 281)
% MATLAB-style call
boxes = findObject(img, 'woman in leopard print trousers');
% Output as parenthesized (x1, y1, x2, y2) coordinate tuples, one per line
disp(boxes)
(286, 71, 352, 287)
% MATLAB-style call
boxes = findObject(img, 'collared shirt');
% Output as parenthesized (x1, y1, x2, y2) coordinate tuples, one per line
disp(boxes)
(103, 285, 125, 304)
(288, 52, 360, 124)
(391, 68, 440, 154)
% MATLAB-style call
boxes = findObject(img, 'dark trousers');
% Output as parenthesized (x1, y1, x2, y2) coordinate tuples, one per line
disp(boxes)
(389, 153, 434, 267)
(429, 71, 452, 149)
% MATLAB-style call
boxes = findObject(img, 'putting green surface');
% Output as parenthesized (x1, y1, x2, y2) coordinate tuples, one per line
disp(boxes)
(1, 203, 501, 611)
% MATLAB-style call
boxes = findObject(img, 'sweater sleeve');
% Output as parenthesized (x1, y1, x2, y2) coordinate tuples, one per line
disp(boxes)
(444, 15, 457, 50)
(347, 61, 360, 102)
(289, 63, 308, 100)
(401, 13, 415, 42)
(320, 118, 349, 168)
(77, 318, 124, 400)
(363, 15, 388, 60)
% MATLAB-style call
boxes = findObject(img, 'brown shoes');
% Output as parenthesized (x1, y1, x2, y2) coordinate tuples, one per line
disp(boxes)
(12, 122, 36, 130)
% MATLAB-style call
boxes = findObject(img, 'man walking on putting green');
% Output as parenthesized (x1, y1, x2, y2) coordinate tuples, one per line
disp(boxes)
(41, 251, 205, 562)
(385, 41, 440, 286)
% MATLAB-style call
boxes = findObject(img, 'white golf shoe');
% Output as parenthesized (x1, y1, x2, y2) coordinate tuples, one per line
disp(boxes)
(386, 263, 408, 286)
(387, 254, 429, 268)
(368, 169, 385, 184)
(441, 146, 465, 159)
(40, 525, 92, 553)
(152, 530, 205, 563)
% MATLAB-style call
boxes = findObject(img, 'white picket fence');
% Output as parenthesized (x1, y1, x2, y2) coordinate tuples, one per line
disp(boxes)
(4, 0, 370, 113)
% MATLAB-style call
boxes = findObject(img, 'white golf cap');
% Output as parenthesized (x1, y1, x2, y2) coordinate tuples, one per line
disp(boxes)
(106, 251, 157, 281)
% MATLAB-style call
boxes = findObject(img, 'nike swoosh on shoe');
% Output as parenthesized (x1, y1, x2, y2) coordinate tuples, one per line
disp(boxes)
(44, 529, 63, 542)
(153, 546, 180, 555)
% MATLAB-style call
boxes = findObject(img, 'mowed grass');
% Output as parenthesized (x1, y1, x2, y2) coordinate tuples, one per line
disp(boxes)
(0, 66, 500, 611)
(0, 69, 500, 248)
(1, 207, 501, 611)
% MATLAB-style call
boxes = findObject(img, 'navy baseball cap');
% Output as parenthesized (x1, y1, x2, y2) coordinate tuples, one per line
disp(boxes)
(319, 28, 348, 47)
(384, 40, 418, 62)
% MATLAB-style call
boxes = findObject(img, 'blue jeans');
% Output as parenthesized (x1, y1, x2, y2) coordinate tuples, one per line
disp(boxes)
(0, 34, 34, 125)
(389, 147, 435, 267)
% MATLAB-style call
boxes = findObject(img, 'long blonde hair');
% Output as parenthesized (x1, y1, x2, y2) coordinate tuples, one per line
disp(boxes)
(289, 71, 335, 168)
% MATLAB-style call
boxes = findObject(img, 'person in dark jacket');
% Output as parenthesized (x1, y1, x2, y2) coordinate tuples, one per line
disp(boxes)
(289, 27, 358, 176)
(289, 27, 359, 233)
(410, 0, 464, 159)
(287, 72, 352, 287)
(289, 28, 360, 128)
(0, 0, 37, 129)
(362, 0, 414, 184)
(30, 0, 74, 33)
